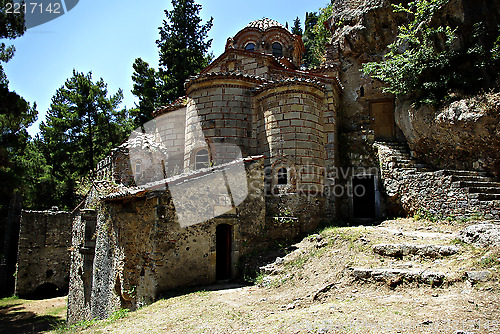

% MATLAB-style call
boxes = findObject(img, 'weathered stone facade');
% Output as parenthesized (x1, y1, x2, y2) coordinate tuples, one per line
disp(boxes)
(15, 208, 73, 297)
(377, 142, 500, 220)
(67, 15, 499, 324)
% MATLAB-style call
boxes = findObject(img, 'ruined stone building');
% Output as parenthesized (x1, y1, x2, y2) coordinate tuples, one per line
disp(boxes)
(67, 17, 499, 323)
(15, 208, 72, 298)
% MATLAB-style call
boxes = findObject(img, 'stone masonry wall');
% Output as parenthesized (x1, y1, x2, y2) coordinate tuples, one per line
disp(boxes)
(255, 82, 326, 193)
(185, 78, 256, 167)
(377, 145, 499, 220)
(67, 209, 97, 324)
(68, 157, 329, 324)
(154, 107, 186, 175)
(68, 159, 265, 324)
(207, 52, 272, 79)
(15, 209, 72, 297)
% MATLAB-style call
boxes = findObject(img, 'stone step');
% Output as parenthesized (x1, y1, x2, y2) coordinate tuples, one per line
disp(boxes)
(479, 199, 500, 207)
(372, 243, 459, 258)
(470, 193, 500, 201)
(442, 169, 490, 177)
(396, 162, 415, 167)
(348, 267, 447, 287)
(451, 175, 497, 182)
(375, 144, 411, 153)
(391, 153, 412, 159)
(469, 187, 500, 195)
(396, 158, 415, 163)
(454, 180, 500, 188)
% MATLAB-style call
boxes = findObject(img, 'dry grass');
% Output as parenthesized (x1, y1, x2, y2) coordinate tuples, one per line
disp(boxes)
(50, 219, 500, 333)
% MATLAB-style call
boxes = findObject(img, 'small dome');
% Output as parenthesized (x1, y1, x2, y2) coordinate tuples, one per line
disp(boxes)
(245, 18, 288, 31)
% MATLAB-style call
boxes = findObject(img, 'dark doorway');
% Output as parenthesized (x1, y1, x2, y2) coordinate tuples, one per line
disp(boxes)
(352, 175, 376, 219)
(31, 282, 64, 300)
(370, 100, 395, 139)
(216, 224, 232, 280)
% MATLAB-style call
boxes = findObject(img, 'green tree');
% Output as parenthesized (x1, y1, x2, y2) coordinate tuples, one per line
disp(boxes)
(130, 58, 159, 128)
(157, 0, 213, 103)
(291, 17, 302, 36)
(0, 0, 32, 196)
(0, 1, 35, 283)
(0, 0, 26, 86)
(38, 70, 133, 209)
(302, 12, 319, 67)
(131, 0, 213, 127)
(362, 0, 500, 105)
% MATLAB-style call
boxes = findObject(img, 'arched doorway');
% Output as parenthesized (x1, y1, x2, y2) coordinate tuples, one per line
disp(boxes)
(216, 224, 232, 280)
(32, 282, 63, 299)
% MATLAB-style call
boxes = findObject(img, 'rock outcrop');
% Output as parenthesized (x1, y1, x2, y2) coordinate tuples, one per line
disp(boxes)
(396, 92, 500, 175)
(458, 223, 500, 247)
(327, 0, 500, 175)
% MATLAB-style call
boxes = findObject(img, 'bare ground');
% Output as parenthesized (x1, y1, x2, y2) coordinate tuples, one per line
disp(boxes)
(36, 219, 500, 333)
(0, 296, 66, 334)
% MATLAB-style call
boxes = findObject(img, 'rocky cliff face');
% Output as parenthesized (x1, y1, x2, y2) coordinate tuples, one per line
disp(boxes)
(328, 0, 500, 175)
(396, 93, 500, 175)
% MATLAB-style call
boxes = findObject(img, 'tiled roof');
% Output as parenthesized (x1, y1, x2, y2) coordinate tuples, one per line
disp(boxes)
(155, 96, 188, 116)
(185, 71, 268, 88)
(115, 131, 166, 152)
(253, 77, 326, 93)
(102, 155, 265, 201)
(246, 18, 288, 31)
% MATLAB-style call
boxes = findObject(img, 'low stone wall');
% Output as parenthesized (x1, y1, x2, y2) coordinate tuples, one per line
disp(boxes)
(377, 146, 499, 220)
(15, 209, 73, 297)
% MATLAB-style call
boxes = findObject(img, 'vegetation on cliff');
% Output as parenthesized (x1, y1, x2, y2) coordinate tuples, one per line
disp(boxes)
(362, 0, 500, 105)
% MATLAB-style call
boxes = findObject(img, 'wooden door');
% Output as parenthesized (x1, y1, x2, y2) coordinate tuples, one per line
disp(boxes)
(371, 100, 394, 139)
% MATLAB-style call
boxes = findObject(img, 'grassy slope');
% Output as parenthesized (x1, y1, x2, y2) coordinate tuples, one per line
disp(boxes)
(38, 218, 500, 333)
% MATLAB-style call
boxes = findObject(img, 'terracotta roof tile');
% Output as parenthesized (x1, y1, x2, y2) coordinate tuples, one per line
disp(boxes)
(245, 18, 288, 31)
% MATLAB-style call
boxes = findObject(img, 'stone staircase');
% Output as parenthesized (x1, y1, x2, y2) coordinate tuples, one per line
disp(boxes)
(444, 170, 500, 201)
(348, 242, 459, 287)
(374, 140, 429, 170)
(375, 140, 500, 219)
(349, 240, 492, 287)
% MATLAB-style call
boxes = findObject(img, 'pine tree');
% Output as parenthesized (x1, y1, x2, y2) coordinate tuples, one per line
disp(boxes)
(38, 70, 133, 209)
(131, 0, 213, 127)
(303, 12, 319, 67)
(292, 17, 303, 36)
(157, 0, 213, 103)
(130, 58, 159, 128)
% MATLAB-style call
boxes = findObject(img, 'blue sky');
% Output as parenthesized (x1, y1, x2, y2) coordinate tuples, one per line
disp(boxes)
(2, 0, 329, 136)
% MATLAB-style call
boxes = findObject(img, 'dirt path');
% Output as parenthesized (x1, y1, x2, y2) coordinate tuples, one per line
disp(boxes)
(0, 296, 66, 334)
(57, 218, 499, 334)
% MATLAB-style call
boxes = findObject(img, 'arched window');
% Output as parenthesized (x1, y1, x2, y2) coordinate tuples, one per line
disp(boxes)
(245, 43, 255, 51)
(277, 167, 287, 185)
(272, 42, 283, 58)
(195, 149, 210, 169)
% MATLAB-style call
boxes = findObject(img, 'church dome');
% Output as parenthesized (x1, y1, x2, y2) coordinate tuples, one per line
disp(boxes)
(245, 18, 288, 31)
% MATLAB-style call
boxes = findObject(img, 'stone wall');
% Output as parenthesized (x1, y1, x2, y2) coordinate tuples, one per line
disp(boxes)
(154, 107, 187, 175)
(68, 157, 330, 324)
(377, 145, 499, 220)
(68, 159, 264, 323)
(96, 132, 169, 187)
(185, 75, 257, 165)
(255, 81, 327, 193)
(206, 50, 273, 78)
(15, 209, 73, 297)
(67, 209, 96, 324)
